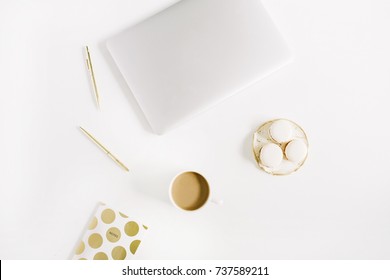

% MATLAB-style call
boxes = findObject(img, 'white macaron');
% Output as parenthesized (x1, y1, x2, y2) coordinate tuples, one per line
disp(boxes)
(285, 139, 308, 163)
(269, 119, 293, 143)
(259, 143, 283, 169)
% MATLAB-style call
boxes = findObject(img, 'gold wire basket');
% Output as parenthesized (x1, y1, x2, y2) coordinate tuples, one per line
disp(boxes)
(252, 119, 309, 175)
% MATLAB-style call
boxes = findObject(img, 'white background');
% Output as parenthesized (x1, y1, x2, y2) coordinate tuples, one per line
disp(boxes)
(0, 0, 389, 259)
(3, 260, 390, 280)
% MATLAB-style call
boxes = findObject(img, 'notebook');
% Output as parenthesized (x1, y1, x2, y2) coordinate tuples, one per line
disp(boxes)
(72, 203, 148, 260)
(107, 0, 292, 134)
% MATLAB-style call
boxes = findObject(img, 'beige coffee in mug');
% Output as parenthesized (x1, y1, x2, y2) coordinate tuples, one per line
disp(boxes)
(170, 172, 210, 211)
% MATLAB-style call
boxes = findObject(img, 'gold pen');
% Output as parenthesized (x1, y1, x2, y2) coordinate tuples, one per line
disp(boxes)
(79, 126, 129, 172)
(85, 46, 100, 109)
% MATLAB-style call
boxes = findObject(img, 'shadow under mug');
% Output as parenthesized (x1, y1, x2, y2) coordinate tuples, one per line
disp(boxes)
(169, 171, 223, 211)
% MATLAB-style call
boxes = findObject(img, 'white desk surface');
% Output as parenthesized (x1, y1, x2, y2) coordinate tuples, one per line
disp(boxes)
(1, 0, 389, 259)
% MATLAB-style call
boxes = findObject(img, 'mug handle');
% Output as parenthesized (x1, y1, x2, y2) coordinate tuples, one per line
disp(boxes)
(211, 197, 224, 205)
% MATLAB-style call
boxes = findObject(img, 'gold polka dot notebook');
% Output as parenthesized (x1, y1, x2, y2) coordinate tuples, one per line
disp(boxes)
(73, 204, 148, 260)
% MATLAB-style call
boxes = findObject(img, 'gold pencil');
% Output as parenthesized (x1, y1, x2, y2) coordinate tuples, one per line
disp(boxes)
(79, 126, 129, 172)
(85, 46, 101, 109)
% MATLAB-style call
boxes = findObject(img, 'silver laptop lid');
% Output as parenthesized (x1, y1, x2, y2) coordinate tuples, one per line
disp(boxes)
(107, 0, 292, 134)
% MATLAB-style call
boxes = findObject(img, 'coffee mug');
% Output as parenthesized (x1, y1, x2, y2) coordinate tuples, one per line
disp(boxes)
(169, 171, 223, 211)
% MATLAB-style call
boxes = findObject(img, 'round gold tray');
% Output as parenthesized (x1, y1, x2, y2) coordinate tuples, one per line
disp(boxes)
(252, 119, 309, 175)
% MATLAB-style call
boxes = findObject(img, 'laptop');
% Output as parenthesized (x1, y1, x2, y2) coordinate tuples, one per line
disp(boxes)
(107, 0, 292, 134)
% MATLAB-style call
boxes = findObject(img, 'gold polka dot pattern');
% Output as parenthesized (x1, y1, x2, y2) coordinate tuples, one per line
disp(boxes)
(88, 217, 98, 230)
(119, 212, 128, 218)
(75, 241, 85, 255)
(101, 209, 116, 224)
(88, 233, 103, 249)
(130, 240, 141, 255)
(73, 205, 147, 260)
(93, 252, 108, 260)
(124, 221, 139, 237)
(112, 246, 127, 260)
(106, 227, 121, 243)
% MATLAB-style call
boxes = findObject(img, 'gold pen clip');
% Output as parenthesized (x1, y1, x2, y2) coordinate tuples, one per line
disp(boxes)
(85, 46, 101, 109)
(79, 126, 129, 172)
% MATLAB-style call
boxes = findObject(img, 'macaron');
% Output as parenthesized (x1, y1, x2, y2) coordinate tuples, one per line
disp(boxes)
(284, 139, 308, 163)
(269, 119, 293, 143)
(259, 143, 283, 169)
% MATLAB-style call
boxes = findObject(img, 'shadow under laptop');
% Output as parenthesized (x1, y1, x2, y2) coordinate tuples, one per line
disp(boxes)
(98, 41, 153, 134)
